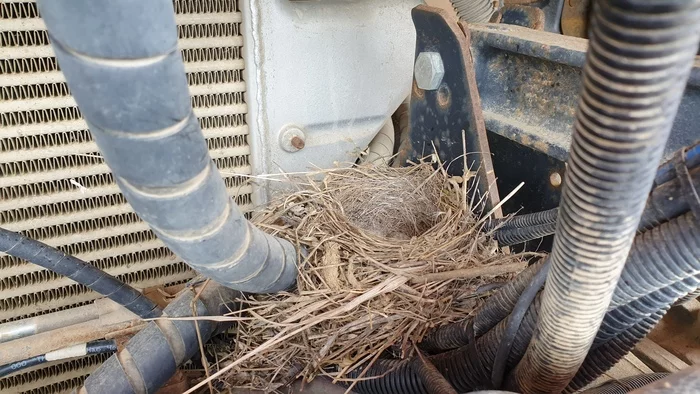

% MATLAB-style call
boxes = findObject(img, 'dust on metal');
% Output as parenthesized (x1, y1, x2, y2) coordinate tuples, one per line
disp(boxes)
(414, 51, 445, 91)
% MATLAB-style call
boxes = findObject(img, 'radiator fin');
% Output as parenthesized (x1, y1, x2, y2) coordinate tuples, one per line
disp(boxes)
(0, 0, 248, 391)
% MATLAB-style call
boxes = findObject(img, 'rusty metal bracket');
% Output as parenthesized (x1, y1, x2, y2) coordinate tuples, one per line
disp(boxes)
(468, 23, 700, 163)
(405, 5, 502, 217)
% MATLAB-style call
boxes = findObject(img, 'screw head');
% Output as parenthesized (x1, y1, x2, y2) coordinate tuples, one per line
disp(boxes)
(414, 52, 445, 91)
(550, 172, 562, 187)
(279, 126, 307, 153)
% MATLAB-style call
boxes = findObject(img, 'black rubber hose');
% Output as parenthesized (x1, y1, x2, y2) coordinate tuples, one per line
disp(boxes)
(640, 166, 700, 231)
(360, 209, 700, 393)
(491, 260, 549, 389)
(595, 276, 699, 348)
(514, 0, 700, 391)
(486, 148, 700, 237)
(0, 339, 118, 378)
(354, 280, 683, 394)
(0, 355, 45, 378)
(673, 287, 700, 306)
(411, 354, 458, 394)
(491, 164, 700, 245)
(424, 210, 700, 360)
(566, 279, 699, 392)
(420, 260, 546, 353)
(81, 282, 239, 393)
(349, 359, 427, 394)
(566, 311, 667, 393)
(483, 209, 559, 232)
(494, 223, 557, 246)
(580, 373, 670, 394)
(0, 227, 161, 319)
(626, 365, 700, 394)
(609, 213, 700, 311)
(354, 297, 543, 394)
(485, 162, 700, 246)
(36, 0, 297, 293)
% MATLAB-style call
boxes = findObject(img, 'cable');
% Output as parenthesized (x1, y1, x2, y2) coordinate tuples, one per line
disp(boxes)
(0, 339, 117, 378)
(0, 227, 161, 319)
(491, 259, 549, 389)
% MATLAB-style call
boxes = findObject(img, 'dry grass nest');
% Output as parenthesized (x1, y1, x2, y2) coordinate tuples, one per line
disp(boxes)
(211, 163, 528, 392)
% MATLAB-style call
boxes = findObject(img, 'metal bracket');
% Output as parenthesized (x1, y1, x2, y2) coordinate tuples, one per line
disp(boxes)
(404, 5, 502, 217)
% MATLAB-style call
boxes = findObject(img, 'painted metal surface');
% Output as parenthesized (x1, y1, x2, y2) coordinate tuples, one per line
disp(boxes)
(241, 0, 419, 204)
(406, 5, 502, 216)
(469, 23, 700, 163)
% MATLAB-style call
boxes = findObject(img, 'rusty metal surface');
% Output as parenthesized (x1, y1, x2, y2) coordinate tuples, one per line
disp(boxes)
(495, 5, 546, 30)
(468, 23, 700, 163)
(406, 5, 502, 217)
(561, 0, 590, 38)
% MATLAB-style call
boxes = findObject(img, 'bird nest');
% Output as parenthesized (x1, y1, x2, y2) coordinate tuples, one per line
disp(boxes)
(208, 163, 526, 392)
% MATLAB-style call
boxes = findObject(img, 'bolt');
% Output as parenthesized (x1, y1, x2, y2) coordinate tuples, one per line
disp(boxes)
(279, 126, 307, 153)
(414, 52, 445, 91)
(550, 172, 562, 187)
(291, 136, 305, 150)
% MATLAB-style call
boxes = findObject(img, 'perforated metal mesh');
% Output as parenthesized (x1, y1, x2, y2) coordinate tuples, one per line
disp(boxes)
(0, 0, 249, 390)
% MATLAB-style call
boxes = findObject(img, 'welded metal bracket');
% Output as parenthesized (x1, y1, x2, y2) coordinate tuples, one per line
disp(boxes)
(403, 5, 502, 217)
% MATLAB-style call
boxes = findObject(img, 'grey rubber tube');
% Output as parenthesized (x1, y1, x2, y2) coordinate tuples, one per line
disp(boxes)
(82, 282, 239, 393)
(513, 1, 700, 392)
(36, 0, 297, 293)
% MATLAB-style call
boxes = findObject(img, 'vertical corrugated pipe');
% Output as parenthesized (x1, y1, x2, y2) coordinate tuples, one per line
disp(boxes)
(513, 1, 700, 392)
(35, 0, 297, 293)
(450, 0, 499, 23)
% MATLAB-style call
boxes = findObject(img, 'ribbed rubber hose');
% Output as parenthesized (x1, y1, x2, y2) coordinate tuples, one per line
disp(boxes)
(567, 311, 667, 393)
(420, 260, 546, 353)
(484, 209, 558, 232)
(495, 223, 556, 246)
(354, 211, 700, 393)
(580, 373, 670, 394)
(608, 213, 700, 311)
(35, 0, 297, 293)
(627, 365, 700, 394)
(513, 1, 700, 392)
(450, 0, 498, 23)
(426, 213, 700, 354)
(490, 163, 700, 245)
(674, 287, 700, 306)
(411, 354, 458, 394)
(0, 227, 161, 319)
(352, 280, 692, 394)
(568, 280, 700, 392)
(82, 282, 239, 393)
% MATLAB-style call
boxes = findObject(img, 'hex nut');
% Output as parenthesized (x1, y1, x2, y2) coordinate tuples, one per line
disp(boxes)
(279, 126, 307, 153)
(414, 52, 445, 91)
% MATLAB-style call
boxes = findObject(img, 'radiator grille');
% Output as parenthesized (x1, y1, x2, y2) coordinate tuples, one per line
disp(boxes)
(1, 0, 249, 391)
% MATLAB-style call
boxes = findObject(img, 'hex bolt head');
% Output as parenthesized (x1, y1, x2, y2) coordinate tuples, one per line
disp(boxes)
(279, 126, 307, 153)
(414, 52, 445, 91)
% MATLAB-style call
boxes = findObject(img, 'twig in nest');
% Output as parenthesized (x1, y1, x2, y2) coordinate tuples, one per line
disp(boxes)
(409, 261, 527, 285)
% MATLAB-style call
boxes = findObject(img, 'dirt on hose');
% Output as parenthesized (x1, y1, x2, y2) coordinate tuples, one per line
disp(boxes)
(207, 163, 526, 392)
